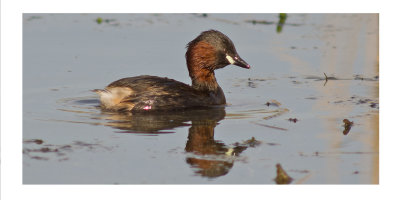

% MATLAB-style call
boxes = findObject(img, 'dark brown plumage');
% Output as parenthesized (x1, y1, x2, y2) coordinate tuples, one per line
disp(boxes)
(94, 30, 250, 112)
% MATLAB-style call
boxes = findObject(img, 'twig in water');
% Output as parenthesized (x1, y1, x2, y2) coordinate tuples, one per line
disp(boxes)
(323, 72, 328, 86)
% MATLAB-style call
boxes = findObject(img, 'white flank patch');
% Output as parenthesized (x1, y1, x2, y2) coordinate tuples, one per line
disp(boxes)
(226, 55, 235, 64)
(98, 90, 116, 108)
(98, 87, 133, 108)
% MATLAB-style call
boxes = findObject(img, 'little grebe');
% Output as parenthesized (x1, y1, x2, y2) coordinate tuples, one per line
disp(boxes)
(93, 30, 250, 112)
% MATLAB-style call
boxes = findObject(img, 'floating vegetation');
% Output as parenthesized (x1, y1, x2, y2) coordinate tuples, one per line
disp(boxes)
(95, 17, 118, 25)
(245, 13, 301, 33)
(96, 17, 103, 24)
(274, 163, 293, 184)
(276, 13, 287, 33)
(26, 16, 42, 21)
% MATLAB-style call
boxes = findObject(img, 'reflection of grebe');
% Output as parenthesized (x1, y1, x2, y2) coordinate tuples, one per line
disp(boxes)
(97, 103, 256, 178)
(185, 123, 249, 178)
(185, 113, 249, 178)
(93, 30, 250, 112)
(103, 107, 226, 134)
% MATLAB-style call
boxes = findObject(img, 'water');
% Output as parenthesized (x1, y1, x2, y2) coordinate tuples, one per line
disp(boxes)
(23, 13, 379, 184)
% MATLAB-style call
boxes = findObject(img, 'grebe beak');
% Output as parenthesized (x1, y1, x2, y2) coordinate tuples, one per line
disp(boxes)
(226, 54, 251, 69)
(233, 55, 251, 69)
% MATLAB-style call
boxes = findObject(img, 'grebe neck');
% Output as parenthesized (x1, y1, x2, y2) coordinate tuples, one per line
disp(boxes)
(186, 40, 222, 92)
(190, 69, 220, 92)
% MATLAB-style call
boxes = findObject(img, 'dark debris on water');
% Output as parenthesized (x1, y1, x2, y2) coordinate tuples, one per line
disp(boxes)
(23, 139, 113, 161)
(352, 96, 379, 109)
(246, 19, 274, 25)
(305, 73, 378, 82)
(243, 137, 262, 147)
(265, 100, 281, 107)
(342, 119, 354, 135)
(329, 95, 378, 110)
(23, 139, 44, 145)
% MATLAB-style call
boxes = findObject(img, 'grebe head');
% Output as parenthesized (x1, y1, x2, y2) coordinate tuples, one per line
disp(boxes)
(185, 30, 250, 91)
(186, 30, 250, 71)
